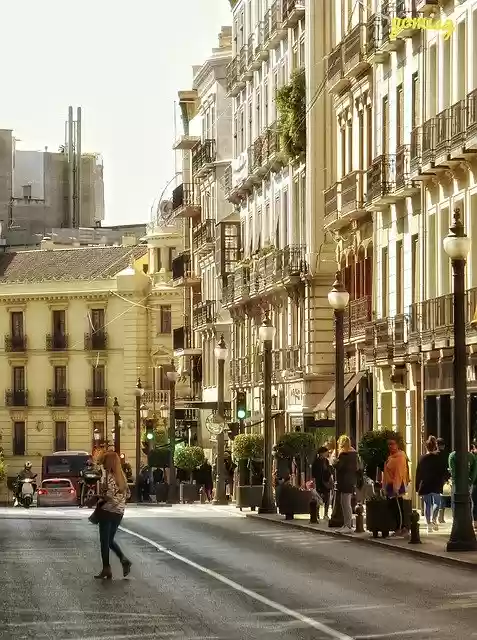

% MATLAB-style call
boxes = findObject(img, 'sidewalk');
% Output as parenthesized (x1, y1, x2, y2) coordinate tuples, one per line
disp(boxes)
(245, 511, 477, 568)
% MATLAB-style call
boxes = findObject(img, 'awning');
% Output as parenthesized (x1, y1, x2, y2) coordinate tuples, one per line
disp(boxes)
(313, 371, 366, 419)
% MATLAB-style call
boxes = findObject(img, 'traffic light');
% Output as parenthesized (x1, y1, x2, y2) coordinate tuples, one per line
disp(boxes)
(236, 391, 247, 421)
(145, 419, 155, 442)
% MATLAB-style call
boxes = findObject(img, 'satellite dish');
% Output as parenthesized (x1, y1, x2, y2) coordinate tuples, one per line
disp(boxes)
(205, 413, 225, 436)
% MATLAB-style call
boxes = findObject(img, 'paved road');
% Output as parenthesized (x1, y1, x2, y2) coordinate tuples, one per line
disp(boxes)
(1, 505, 477, 639)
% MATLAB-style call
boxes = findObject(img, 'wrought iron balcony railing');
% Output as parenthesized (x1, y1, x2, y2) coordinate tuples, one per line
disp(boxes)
(192, 219, 215, 254)
(46, 333, 69, 351)
(326, 43, 344, 90)
(395, 144, 412, 191)
(85, 390, 108, 407)
(341, 170, 364, 217)
(5, 390, 28, 407)
(5, 334, 27, 352)
(47, 389, 70, 407)
(171, 183, 200, 213)
(84, 331, 108, 350)
(366, 154, 396, 203)
(173, 325, 194, 351)
(192, 300, 217, 329)
(324, 182, 340, 227)
(344, 295, 372, 341)
(192, 139, 216, 175)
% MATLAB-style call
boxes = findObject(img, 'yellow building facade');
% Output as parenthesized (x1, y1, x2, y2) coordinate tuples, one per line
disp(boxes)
(0, 240, 183, 488)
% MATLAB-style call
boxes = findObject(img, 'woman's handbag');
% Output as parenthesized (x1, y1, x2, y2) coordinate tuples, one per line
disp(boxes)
(88, 499, 105, 525)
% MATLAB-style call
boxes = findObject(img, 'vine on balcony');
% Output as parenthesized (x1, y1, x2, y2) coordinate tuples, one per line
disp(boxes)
(276, 67, 306, 161)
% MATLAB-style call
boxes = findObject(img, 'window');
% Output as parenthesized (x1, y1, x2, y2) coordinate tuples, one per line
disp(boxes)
(396, 240, 404, 314)
(13, 422, 25, 456)
(264, 81, 269, 127)
(382, 247, 389, 317)
(93, 421, 105, 443)
(366, 104, 373, 166)
(11, 312, 23, 337)
(411, 234, 419, 304)
(53, 309, 66, 335)
(54, 422, 67, 452)
(347, 119, 353, 173)
(256, 90, 261, 136)
(158, 305, 172, 334)
(93, 365, 105, 394)
(358, 111, 364, 171)
(239, 107, 245, 153)
(248, 100, 253, 146)
(382, 96, 389, 155)
(341, 126, 346, 177)
(168, 247, 175, 270)
(411, 72, 419, 130)
(396, 85, 404, 147)
(54, 366, 67, 392)
(13, 366, 25, 392)
(155, 248, 162, 271)
(90, 309, 105, 331)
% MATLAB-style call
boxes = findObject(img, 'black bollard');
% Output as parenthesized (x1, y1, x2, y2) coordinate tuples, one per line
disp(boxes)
(309, 500, 318, 524)
(409, 509, 422, 544)
(355, 503, 365, 533)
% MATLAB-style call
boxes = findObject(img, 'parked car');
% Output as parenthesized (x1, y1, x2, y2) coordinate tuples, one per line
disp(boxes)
(37, 478, 77, 507)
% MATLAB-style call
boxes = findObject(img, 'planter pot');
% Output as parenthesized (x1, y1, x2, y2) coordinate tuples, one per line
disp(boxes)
(179, 482, 199, 504)
(365, 498, 412, 538)
(236, 485, 263, 511)
(277, 485, 312, 519)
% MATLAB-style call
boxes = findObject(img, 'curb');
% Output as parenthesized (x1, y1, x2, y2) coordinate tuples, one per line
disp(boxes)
(245, 513, 477, 570)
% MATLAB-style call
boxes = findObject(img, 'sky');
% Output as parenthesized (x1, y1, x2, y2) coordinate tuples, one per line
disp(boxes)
(0, 0, 232, 226)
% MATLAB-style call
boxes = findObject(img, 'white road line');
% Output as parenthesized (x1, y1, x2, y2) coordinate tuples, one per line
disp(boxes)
(354, 630, 440, 639)
(119, 525, 354, 640)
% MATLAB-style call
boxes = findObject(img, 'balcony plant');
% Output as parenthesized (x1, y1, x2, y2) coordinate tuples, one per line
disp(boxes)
(233, 433, 264, 510)
(276, 67, 306, 161)
(174, 445, 205, 502)
(275, 431, 315, 518)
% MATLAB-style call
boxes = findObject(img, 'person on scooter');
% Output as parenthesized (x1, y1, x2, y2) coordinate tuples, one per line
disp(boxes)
(14, 462, 37, 506)
(79, 458, 102, 506)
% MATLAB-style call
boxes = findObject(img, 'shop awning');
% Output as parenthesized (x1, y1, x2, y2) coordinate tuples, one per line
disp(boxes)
(313, 371, 366, 419)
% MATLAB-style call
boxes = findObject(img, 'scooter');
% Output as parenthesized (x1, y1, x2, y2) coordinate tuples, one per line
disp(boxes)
(15, 476, 37, 508)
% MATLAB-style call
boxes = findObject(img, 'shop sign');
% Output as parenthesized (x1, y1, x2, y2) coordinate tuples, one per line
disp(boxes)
(390, 17, 454, 41)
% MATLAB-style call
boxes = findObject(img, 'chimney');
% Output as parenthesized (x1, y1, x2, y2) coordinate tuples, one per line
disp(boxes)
(218, 26, 232, 49)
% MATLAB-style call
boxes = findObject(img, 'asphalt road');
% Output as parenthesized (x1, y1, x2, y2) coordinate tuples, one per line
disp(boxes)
(1, 505, 477, 640)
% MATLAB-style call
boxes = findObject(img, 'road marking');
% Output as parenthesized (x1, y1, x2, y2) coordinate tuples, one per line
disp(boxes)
(354, 630, 439, 639)
(119, 525, 354, 640)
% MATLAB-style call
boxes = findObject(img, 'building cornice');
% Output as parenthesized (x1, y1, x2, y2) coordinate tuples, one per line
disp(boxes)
(193, 50, 232, 93)
(0, 293, 111, 304)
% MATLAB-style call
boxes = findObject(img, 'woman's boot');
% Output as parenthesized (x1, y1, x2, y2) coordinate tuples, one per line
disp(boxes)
(94, 566, 112, 580)
(438, 508, 446, 524)
(121, 558, 132, 577)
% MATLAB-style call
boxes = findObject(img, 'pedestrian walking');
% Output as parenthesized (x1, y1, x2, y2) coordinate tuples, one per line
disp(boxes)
(333, 435, 358, 533)
(436, 438, 450, 523)
(383, 437, 411, 538)
(194, 460, 213, 501)
(415, 436, 449, 533)
(448, 445, 477, 517)
(93, 450, 131, 580)
(312, 446, 333, 520)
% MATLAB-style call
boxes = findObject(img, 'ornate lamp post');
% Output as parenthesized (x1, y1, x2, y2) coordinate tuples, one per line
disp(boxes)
(134, 378, 144, 501)
(213, 335, 228, 505)
(327, 271, 349, 528)
(166, 360, 180, 504)
(258, 313, 276, 514)
(443, 209, 477, 552)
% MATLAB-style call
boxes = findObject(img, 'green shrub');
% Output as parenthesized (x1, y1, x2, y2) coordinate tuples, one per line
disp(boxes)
(358, 429, 404, 477)
(174, 445, 206, 471)
(232, 433, 264, 461)
(276, 67, 306, 160)
(148, 446, 171, 469)
(276, 431, 315, 459)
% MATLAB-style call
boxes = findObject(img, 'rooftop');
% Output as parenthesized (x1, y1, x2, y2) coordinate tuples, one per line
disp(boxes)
(0, 245, 148, 284)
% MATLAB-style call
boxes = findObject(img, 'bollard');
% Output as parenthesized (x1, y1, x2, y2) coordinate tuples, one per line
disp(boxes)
(199, 487, 207, 504)
(179, 482, 184, 505)
(409, 509, 422, 544)
(355, 503, 365, 533)
(309, 500, 318, 524)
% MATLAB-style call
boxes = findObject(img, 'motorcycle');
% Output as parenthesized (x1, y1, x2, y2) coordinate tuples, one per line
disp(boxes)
(18, 476, 37, 508)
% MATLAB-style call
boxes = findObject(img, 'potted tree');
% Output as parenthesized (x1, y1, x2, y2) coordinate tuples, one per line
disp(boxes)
(174, 445, 205, 503)
(275, 432, 315, 519)
(233, 433, 264, 510)
(358, 429, 412, 537)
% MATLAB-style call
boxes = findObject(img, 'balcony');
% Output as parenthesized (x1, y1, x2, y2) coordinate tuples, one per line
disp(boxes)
(421, 118, 436, 171)
(142, 389, 170, 405)
(366, 14, 386, 62)
(375, 318, 393, 362)
(415, 0, 439, 9)
(393, 0, 419, 38)
(340, 170, 366, 223)
(247, 34, 255, 68)
(226, 56, 245, 97)
(224, 164, 233, 200)
(395, 144, 418, 195)
(323, 182, 340, 228)
(466, 88, 477, 150)
(281, 0, 304, 28)
(192, 300, 217, 329)
(410, 127, 421, 178)
(192, 219, 215, 255)
(449, 100, 466, 157)
(231, 356, 252, 387)
(261, 124, 283, 172)
(85, 390, 107, 407)
(344, 296, 372, 342)
(172, 183, 200, 218)
(252, 25, 266, 67)
(46, 333, 69, 351)
(192, 139, 216, 177)
(343, 24, 369, 78)
(282, 245, 307, 279)
(46, 389, 70, 407)
(84, 331, 108, 350)
(232, 262, 251, 303)
(326, 44, 348, 94)
(393, 314, 408, 360)
(5, 390, 28, 407)
(364, 323, 375, 362)
(5, 334, 27, 352)
(264, 1, 286, 49)
(408, 303, 421, 353)
(366, 155, 396, 208)
(249, 136, 264, 177)
(379, 0, 399, 51)
(172, 253, 200, 287)
(173, 325, 200, 355)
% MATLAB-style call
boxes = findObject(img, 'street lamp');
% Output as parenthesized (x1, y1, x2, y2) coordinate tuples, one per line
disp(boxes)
(166, 360, 180, 504)
(443, 208, 477, 552)
(113, 397, 121, 455)
(213, 334, 228, 505)
(327, 271, 349, 528)
(258, 312, 276, 514)
(134, 378, 144, 501)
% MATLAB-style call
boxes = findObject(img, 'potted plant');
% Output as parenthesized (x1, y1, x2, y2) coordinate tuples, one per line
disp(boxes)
(275, 431, 316, 518)
(174, 445, 205, 503)
(233, 433, 264, 510)
(358, 429, 412, 537)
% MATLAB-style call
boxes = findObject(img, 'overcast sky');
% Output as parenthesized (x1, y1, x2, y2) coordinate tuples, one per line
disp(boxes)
(0, 0, 232, 226)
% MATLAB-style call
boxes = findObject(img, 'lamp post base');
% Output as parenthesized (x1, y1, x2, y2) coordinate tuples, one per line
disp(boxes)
(328, 489, 344, 528)
(446, 494, 477, 552)
(258, 479, 276, 515)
